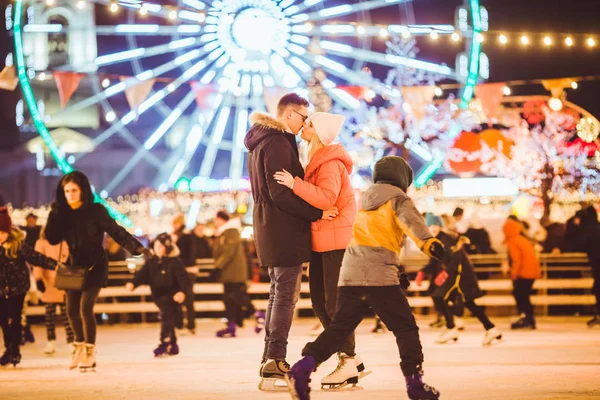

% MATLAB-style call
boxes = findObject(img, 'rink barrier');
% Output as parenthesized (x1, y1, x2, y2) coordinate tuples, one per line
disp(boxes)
(26, 253, 595, 317)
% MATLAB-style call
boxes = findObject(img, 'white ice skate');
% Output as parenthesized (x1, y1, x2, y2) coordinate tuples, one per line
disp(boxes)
(79, 344, 96, 373)
(435, 327, 459, 344)
(321, 353, 371, 390)
(43, 341, 56, 355)
(482, 327, 502, 346)
(354, 354, 372, 381)
(454, 317, 465, 331)
(258, 359, 289, 391)
(69, 342, 85, 370)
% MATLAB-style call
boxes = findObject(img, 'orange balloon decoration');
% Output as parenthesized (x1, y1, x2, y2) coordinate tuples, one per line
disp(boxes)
(480, 129, 513, 158)
(447, 131, 483, 175)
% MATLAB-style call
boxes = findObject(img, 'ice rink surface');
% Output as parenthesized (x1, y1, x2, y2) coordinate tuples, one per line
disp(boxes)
(2, 317, 599, 400)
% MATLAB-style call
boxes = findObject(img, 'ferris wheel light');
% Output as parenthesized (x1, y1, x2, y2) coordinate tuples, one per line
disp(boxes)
(357, 26, 366, 35)
(101, 78, 110, 88)
(565, 36, 574, 47)
(451, 32, 460, 42)
(548, 97, 563, 111)
(105, 111, 116, 123)
(520, 35, 529, 45)
(379, 28, 389, 38)
(429, 31, 439, 40)
(571, 81, 578, 89)
(434, 87, 443, 97)
(168, 10, 178, 21)
(76, 0, 86, 10)
(499, 34, 508, 44)
(109, 2, 119, 13)
(139, 7, 148, 16)
(503, 86, 511, 96)
(46, 0, 55, 6)
(401, 30, 411, 39)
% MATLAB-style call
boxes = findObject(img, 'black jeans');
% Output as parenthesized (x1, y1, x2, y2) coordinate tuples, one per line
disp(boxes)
(223, 282, 256, 327)
(175, 273, 196, 330)
(155, 296, 178, 344)
(309, 250, 355, 356)
(513, 278, 535, 316)
(433, 297, 494, 330)
(66, 287, 101, 344)
(0, 294, 26, 351)
(303, 285, 423, 376)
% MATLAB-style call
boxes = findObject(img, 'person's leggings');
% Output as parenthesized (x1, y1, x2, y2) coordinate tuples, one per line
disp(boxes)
(66, 288, 101, 344)
(46, 303, 74, 343)
(0, 294, 26, 351)
(433, 296, 495, 330)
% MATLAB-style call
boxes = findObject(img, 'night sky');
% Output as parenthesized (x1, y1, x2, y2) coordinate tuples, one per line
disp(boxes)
(1, 0, 599, 149)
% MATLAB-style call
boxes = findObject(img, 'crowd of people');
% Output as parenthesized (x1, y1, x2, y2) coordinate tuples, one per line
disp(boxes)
(0, 93, 598, 400)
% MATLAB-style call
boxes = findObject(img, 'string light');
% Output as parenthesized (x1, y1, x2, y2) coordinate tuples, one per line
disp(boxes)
(434, 87, 443, 97)
(76, 0, 86, 9)
(101, 78, 110, 88)
(139, 6, 148, 16)
(576, 117, 600, 143)
(543, 36, 552, 46)
(401, 30, 411, 39)
(109, 2, 119, 13)
(379, 28, 388, 38)
(105, 111, 116, 123)
(451, 32, 460, 42)
(571, 81, 578, 89)
(503, 86, 511, 96)
(357, 26, 366, 35)
(520, 35, 529, 45)
(429, 31, 439, 40)
(587, 37, 596, 47)
(548, 97, 563, 111)
(168, 9, 178, 21)
(46, 0, 54, 5)
(565, 36, 574, 47)
(476, 33, 484, 43)
(303, 23, 313, 32)
(499, 34, 508, 44)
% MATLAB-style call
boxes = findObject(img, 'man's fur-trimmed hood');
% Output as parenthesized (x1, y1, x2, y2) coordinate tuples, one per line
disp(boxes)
(244, 112, 291, 151)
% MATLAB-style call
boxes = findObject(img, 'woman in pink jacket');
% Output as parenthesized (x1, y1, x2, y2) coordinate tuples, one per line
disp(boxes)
(274, 112, 365, 389)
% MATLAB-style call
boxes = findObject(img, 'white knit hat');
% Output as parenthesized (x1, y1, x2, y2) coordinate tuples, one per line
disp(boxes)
(309, 112, 345, 146)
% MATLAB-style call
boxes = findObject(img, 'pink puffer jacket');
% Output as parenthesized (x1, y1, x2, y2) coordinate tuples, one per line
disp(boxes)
(292, 144, 357, 253)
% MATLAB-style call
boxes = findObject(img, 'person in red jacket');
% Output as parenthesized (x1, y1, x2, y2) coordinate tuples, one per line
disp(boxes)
(503, 218, 541, 329)
(274, 112, 365, 388)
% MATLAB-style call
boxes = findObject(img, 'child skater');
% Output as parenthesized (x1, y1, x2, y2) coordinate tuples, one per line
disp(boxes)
(285, 156, 445, 400)
(424, 213, 502, 346)
(0, 208, 60, 367)
(126, 233, 191, 357)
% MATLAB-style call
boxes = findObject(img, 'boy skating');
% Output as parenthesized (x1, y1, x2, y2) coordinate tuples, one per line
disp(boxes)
(286, 156, 445, 400)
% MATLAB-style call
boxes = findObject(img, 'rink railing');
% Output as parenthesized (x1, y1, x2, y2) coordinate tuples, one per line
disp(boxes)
(26, 253, 595, 317)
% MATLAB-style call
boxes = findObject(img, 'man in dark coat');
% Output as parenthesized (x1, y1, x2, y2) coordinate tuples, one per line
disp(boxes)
(244, 93, 338, 385)
(171, 214, 196, 334)
(21, 213, 42, 248)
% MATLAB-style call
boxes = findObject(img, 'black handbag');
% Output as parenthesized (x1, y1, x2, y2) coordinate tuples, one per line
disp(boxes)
(55, 243, 92, 291)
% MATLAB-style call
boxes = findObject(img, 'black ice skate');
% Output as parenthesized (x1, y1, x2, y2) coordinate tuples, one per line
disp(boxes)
(406, 372, 440, 400)
(168, 342, 179, 356)
(9, 345, 21, 367)
(259, 359, 290, 391)
(587, 315, 599, 328)
(0, 347, 12, 367)
(511, 314, 536, 330)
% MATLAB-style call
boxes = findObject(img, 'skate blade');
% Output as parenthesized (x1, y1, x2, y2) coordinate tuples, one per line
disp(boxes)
(79, 363, 96, 373)
(483, 335, 503, 347)
(258, 377, 288, 392)
(358, 370, 372, 380)
(321, 382, 363, 391)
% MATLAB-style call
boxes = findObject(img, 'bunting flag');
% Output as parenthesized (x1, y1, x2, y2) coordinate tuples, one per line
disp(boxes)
(122, 77, 156, 115)
(401, 86, 436, 122)
(541, 78, 573, 98)
(263, 87, 290, 115)
(54, 71, 84, 108)
(0, 66, 18, 91)
(337, 86, 366, 100)
(189, 81, 218, 110)
(474, 82, 505, 122)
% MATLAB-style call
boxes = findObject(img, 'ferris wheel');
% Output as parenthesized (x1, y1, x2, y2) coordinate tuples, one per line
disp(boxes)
(12, 0, 486, 199)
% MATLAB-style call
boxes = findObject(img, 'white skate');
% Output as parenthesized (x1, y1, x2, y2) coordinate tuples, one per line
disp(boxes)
(79, 344, 96, 373)
(435, 327, 459, 344)
(482, 327, 502, 346)
(69, 342, 85, 370)
(321, 353, 371, 390)
(454, 317, 465, 331)
(43, 341, 56, 355)
(258, 359, 289, 391)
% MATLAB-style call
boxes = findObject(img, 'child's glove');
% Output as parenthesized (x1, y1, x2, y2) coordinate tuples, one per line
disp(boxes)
(400, 273, 410, 290)
(434, 270, 448, 286)
(422, 238, 445, 261)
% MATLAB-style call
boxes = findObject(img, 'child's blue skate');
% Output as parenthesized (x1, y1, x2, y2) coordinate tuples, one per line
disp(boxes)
(406, 373, 440, 400)
(285, 356, 317, 400)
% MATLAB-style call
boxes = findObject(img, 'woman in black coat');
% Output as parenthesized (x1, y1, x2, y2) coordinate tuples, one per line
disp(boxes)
(425, 214, 502, 346)
(578, 207, 600, 327)
(45, 171, 145, 371)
